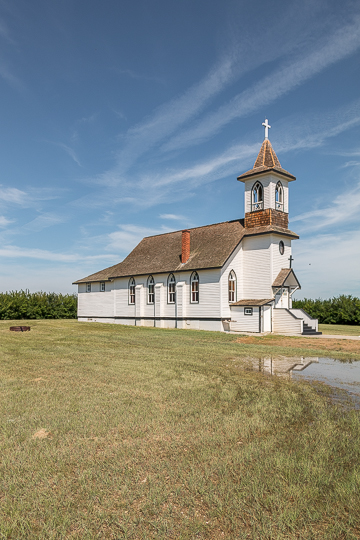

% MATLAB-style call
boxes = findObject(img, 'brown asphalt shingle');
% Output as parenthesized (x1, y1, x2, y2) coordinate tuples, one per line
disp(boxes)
(230, 299, 274, 306)
(73, 220, 299, 284)
(237, 139, 296, 182)
(272, 268, 301, 288)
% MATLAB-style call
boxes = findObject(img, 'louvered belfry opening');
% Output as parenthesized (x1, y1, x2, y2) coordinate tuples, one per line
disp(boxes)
(181, 229, 190, 263)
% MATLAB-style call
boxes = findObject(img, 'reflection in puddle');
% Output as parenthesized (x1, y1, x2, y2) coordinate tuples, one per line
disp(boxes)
(251, 356, 319, 379)
(245, 355, 360, 408)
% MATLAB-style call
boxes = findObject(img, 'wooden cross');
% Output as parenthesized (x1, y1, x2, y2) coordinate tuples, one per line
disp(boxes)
(262, 118, 271, 139)
(288, 255, 294, 269)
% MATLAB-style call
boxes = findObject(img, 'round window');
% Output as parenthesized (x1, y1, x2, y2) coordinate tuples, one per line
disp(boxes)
(279, 241, 284, 255)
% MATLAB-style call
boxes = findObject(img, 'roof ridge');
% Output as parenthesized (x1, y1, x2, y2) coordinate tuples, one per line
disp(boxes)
(143, 219, 242, 239)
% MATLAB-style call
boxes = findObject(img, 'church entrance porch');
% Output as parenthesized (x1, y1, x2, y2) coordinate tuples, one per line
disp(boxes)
(274, 287, 290, 309)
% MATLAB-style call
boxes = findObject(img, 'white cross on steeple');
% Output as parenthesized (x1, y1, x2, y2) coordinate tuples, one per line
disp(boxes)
(262, 118, 271, 140)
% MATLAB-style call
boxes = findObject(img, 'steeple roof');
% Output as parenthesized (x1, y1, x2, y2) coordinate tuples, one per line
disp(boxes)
(237, 139, 296, 182)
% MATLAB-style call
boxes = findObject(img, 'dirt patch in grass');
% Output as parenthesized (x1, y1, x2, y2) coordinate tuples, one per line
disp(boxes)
(236, 335, 360, 354)
(32, 429, 51, 439)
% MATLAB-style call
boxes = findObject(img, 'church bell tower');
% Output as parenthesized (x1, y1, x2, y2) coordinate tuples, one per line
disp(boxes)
(237, 119, 296, 229)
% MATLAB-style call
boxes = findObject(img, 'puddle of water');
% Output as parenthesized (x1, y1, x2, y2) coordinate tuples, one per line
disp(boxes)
(292, 357, 360, 408)
(242, 356, 360, 408)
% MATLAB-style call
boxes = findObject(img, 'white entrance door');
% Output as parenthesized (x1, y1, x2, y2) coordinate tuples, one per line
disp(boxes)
(275, 288, 289, 309)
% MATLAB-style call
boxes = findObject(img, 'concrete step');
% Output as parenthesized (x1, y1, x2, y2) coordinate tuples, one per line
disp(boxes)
(302, 322, 322, 335)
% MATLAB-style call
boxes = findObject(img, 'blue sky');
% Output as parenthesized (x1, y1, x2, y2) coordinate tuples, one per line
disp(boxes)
(0, 0, 359, 299)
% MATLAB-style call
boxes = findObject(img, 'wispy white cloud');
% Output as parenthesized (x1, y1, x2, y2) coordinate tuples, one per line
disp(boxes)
(116, 68, 166, 85)
(96, 56, 237, 183)
(291, 180, 360, 231)
(0, 185, 66, 208)
(22, 213, 68, 233)
(0, 215, 14, 227)
(139, 143, 258, 192)
(0, 245, 117, 263)
(159, 213, 187, 221)
(343, 160, 360, 168)
(113, 109, 127, 121)
(70, 113, 97, 143)
(0, 186, 27, 205)
(74, 97, 360, 213)
(54, 142, 82, 166)
(163, 14, 360, 152)
(294, 229, 360, 298)
(107, 224, 174, 253)
(274, 99, 360, 153)
(0, 17, 14, 44)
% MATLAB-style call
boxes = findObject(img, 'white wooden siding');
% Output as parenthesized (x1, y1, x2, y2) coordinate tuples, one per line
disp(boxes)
(282, 179, 289, 213)
(84, 270, 221, 324)
(114, 278, 137, 318)
(220, 242, 243, 318)
(135, 284, 144, 318)
(242, 235, 272, 298)
(290, 309, 318, 331)
(188, 268, 221, 318)
(270, 235, 292, 283)
(77, 291, 114, 318)
(273, 309, 303, 334)
(230, 306, 260, 332)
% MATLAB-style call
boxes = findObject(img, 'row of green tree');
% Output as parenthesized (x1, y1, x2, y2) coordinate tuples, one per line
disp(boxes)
(0, 290, 77, 320)
(292, 295, 360, 325)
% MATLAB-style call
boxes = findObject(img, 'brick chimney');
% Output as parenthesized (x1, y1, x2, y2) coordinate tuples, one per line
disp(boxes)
(181, 229, 190, 263)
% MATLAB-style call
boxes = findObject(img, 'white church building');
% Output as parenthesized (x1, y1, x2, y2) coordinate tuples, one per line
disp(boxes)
(74, 122, 320, 335)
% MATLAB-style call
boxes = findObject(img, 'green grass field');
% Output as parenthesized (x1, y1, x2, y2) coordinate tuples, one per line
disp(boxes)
(319, 323, 360, 336)
(1, 320, 360, 539)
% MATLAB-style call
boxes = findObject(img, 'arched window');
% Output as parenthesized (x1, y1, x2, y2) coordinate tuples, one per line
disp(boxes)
(228, 270, 236, 303)
(275, 181, 283, 211)
(168, 273, 176, 304)
(147, 275, 155, 304)
(190, 271, 199, 303)
(129, 277, 135, 305)
(252, 181, 263, 211)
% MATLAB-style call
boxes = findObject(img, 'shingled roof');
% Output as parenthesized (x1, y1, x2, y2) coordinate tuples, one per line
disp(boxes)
(73, 219, 299, 284)
(73, 220, 244, 284)
(237, 139, 296, 182)
(272, 268, 301, 288)
(230, 299, 274, 306)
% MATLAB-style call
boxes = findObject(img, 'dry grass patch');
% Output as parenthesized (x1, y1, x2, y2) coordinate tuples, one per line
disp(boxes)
(236, 334, 360, 356)
(32, 428, 51, 439)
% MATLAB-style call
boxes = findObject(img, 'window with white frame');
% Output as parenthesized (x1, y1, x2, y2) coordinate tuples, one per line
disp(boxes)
(190, 271, 199, 303)
(228, 270, 236, 303)
(147, 275, 155, 304)
(168, 273, 176, 303)
(100, 282, 105, 292)
(86, 283, 91, 292)
(244, 307, 253, 315)
(275, 181, 284, 211)
(129, 277, 135, 305)
(252, 181, 263, 211)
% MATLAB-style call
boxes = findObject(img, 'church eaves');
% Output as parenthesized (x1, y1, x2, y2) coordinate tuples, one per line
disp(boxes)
(237, 139, 296, 182)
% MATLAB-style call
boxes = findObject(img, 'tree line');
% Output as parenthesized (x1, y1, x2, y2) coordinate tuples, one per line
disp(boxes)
(292, 295, 360, 325)
(0, 290, 77, 320)
(0, 290, 359, 325)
